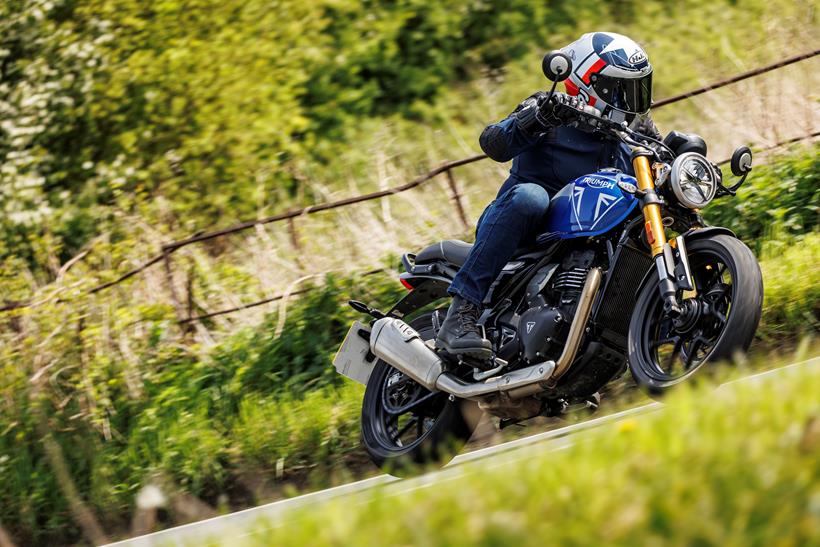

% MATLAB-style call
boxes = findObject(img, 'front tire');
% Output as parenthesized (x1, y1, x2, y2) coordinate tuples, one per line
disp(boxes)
(361, 311, 474, 476)
(628, 235, 763, 394)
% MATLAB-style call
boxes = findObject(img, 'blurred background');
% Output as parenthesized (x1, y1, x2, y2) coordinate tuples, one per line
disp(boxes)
(0, 0, 817, 544)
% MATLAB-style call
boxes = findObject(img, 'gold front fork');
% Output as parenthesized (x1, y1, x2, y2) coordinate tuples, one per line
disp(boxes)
(633, 149, 684, 315)
(632, 152, 666, 256)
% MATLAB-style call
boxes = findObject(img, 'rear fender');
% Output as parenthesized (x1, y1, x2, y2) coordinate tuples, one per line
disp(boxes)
(388, 274, 451, 318)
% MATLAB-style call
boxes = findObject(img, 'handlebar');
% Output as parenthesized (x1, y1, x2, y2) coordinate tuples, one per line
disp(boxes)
(551, 97, 675, 161)
(547, 93, 747, 200)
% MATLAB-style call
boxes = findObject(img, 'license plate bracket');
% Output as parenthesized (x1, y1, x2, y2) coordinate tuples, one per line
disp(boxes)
(333, 321, 374, 385)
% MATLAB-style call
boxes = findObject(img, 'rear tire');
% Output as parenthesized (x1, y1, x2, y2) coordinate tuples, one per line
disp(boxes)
(361, 312, 474, 476)
(628, 235, 763, 395)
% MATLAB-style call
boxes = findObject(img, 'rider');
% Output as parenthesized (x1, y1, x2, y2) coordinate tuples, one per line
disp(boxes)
(435, 32, 661, 365)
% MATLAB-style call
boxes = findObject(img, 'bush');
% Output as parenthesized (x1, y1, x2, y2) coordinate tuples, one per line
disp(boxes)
(704, 145, 819, 245)
(234, 383, 365, 482)
(757, 232, 820, 338)
(256, 359, 820, 546)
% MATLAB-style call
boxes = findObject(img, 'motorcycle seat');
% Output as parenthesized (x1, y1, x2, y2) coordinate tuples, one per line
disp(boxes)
(415, 240, 473, 268)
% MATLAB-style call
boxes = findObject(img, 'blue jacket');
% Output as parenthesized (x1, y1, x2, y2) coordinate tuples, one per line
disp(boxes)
(483, 116, 636, 200)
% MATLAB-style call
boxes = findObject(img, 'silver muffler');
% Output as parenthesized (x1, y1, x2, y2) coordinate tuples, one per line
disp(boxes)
(369, 317, 444, 390)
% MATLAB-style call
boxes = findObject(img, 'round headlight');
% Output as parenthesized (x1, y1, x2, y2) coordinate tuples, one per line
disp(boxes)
(670, 152, 717, 209)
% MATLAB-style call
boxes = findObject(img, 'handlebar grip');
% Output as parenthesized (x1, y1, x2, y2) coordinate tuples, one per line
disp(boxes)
(549, 93, 627, 134)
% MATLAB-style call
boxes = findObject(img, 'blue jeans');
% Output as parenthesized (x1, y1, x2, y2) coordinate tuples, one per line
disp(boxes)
(448, 182, 550, 305)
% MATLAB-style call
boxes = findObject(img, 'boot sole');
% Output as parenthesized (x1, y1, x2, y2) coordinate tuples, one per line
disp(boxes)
(434, 340, 493, 360)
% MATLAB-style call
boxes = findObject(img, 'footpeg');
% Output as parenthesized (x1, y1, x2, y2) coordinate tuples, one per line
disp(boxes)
(470, 357, 508, 381)
(457, 353, 501, 374)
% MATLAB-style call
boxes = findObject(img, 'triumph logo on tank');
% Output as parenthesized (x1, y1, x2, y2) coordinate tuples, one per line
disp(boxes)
(581, 176, 615, 189)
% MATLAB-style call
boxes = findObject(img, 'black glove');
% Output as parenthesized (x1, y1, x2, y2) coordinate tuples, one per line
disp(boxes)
(514, 92, 581, 135)
(537, 92, 583, 127)
(631, 115, 663, 141)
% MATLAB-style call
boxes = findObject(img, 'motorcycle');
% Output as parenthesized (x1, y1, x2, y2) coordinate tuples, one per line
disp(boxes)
(332, 51, 763, 473)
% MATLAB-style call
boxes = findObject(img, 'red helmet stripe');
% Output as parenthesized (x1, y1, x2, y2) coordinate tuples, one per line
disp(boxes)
(581, 58, 606, 85)
(564, 80, 579, 96)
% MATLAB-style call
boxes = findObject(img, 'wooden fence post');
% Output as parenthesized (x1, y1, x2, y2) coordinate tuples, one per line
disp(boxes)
(287, 217, 305, 270)
(445, 169, 470, 231)
(185, 258, 195, 322)
(161, 250, 190, 330)
(287, 217, 301, 252)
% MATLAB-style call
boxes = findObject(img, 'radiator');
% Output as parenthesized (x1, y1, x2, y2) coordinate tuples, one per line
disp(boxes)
(595, 243, 654, 348)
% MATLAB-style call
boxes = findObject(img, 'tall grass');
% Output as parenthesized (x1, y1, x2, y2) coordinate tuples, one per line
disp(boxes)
(0, 8, 817, 542)
(11, 233, 817, 545)
(1, 152, 817, 545)
(250, 358, 820, 547)
(758, 233, 820, 338)
(234, 383, 367, 490)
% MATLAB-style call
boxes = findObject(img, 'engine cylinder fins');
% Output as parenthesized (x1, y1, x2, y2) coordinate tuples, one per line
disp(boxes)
(552, 266, 590, 293)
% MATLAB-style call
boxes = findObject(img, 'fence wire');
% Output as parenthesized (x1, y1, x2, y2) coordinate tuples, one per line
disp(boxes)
(2, 49, 818, 316)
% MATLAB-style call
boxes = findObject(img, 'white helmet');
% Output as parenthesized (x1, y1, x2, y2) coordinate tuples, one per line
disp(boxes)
(561, 32, 653, 124)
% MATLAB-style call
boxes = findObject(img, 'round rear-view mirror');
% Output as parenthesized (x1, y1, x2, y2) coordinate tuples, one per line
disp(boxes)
(730, 146, 753, 176)
(542, 51, 572, 82)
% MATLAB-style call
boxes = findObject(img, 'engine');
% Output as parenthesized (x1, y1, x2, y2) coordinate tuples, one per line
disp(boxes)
(517, 250, 595, 362)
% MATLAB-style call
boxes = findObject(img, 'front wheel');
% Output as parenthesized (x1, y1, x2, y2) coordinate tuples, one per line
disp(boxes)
(628, 234, 763, 394)
(361, 311, 475, 476)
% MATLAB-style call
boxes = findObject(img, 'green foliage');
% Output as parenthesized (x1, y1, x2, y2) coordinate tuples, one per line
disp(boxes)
(125, 406, 230, 492)
(1, 0, 813, 268)
(0, 271, 403, 545)
(219, 275, 403, 399)
(234, 383, 364, 479)
(0, 1, 817, 544)
(2, 232, 817, 544)
(256, 361, 820, 546)
(758, 232, 820, 338)
(704, 146, 820, 245)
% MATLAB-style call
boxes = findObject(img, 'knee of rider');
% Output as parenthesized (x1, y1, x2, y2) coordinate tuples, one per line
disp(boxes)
(510, 183, 549, 218)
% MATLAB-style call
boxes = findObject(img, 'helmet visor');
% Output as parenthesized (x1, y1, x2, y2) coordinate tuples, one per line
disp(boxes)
(591, 72, 652, 114)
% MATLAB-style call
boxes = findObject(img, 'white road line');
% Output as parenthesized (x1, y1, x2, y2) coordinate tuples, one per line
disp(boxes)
(104, 357, 818, 547)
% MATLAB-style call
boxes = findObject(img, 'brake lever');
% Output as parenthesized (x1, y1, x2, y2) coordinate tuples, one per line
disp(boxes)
(566, 103, 622, 133)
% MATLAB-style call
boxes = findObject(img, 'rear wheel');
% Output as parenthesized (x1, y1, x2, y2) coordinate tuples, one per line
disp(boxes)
(361, 311, 474, 476)
(628, 235, 763, 395)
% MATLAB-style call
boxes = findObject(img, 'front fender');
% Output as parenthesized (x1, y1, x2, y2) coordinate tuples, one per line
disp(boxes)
(634, 226, 738, 299)
(680, 226, 736, 242)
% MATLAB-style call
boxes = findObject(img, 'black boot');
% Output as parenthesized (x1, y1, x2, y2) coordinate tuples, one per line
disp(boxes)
(435, 296, 493, 360)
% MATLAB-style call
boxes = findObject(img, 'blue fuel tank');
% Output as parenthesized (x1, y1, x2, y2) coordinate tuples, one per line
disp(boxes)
(540, 170, 639, 240)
